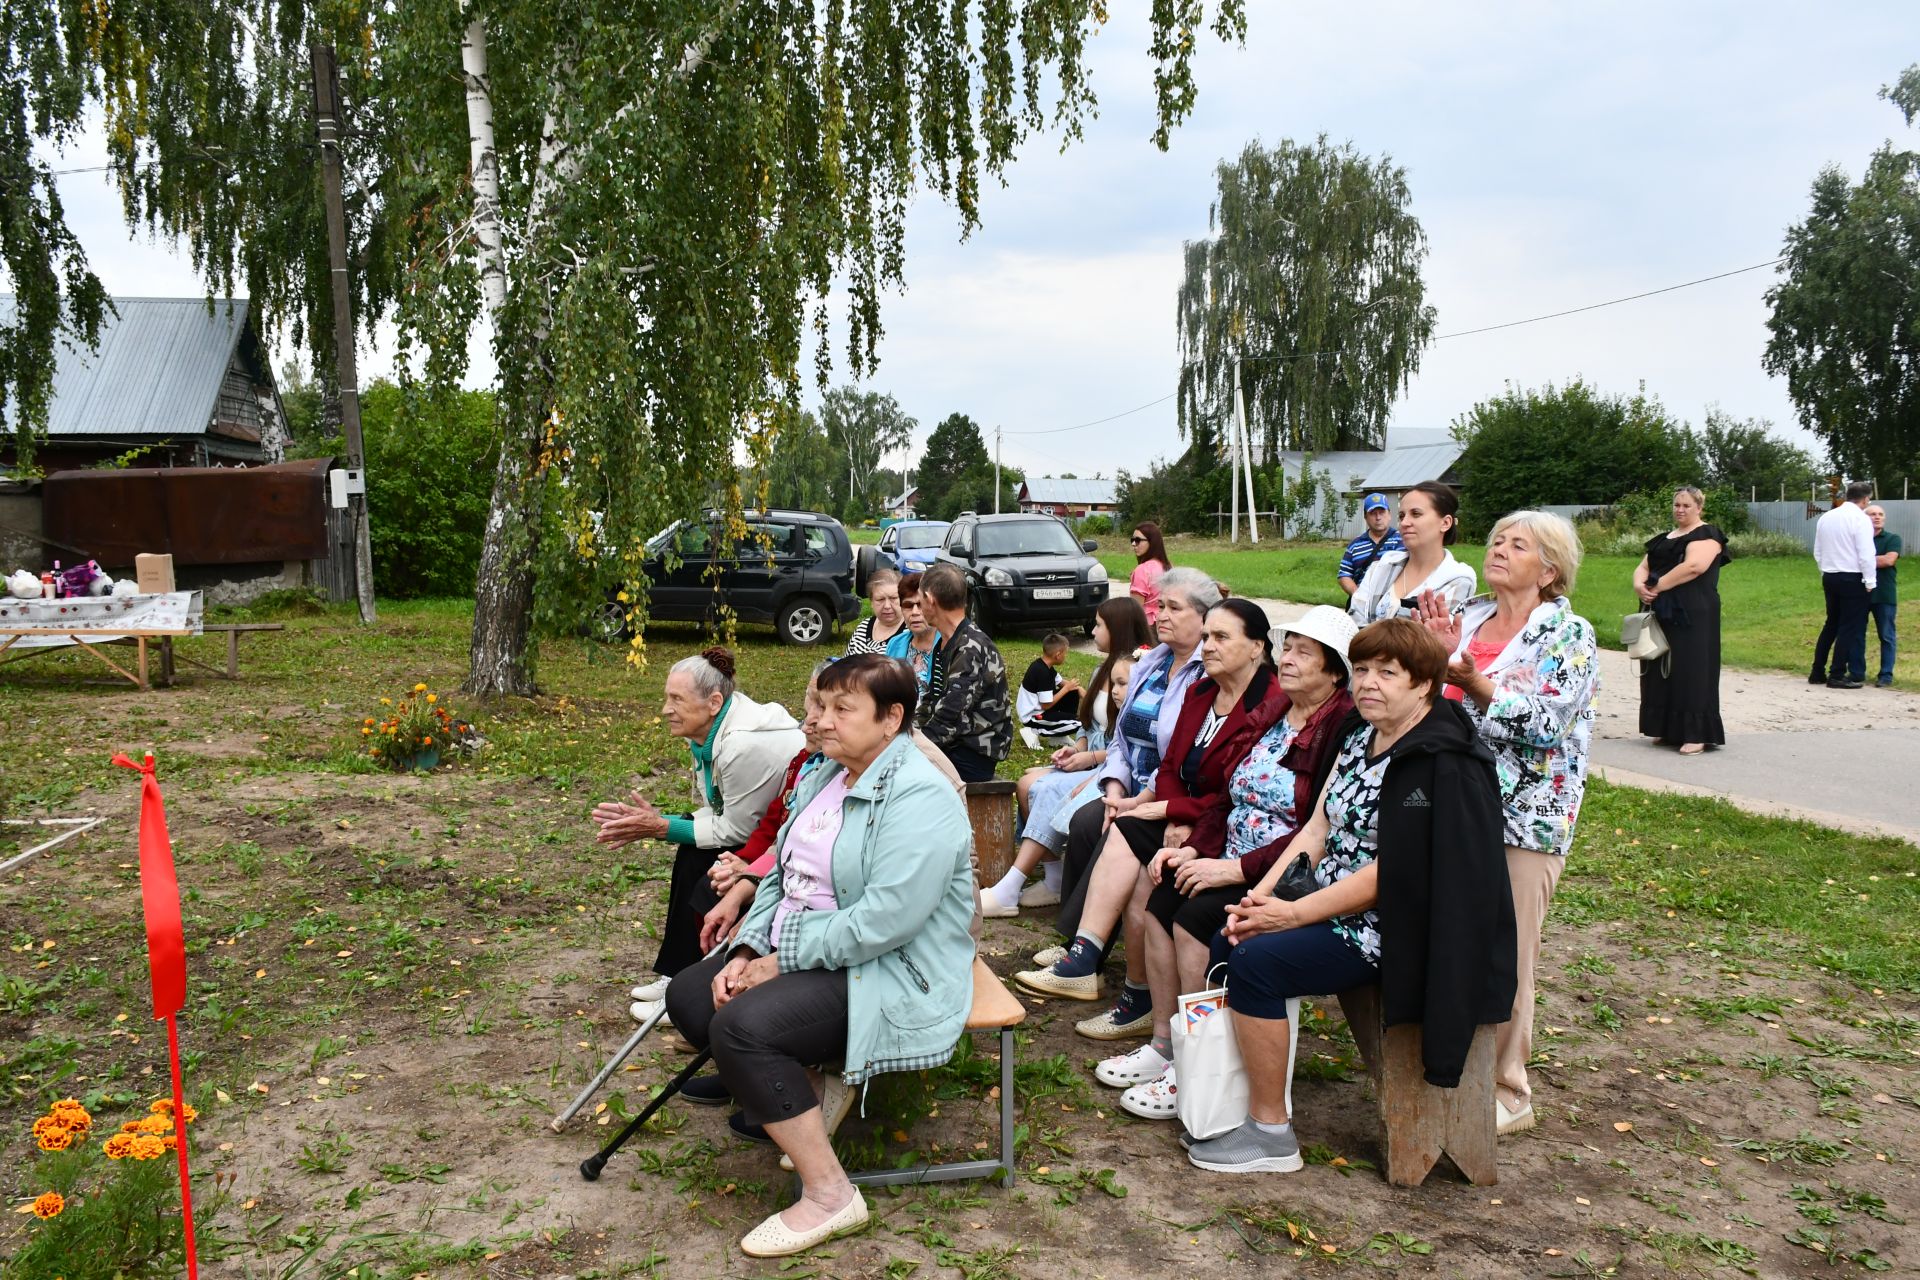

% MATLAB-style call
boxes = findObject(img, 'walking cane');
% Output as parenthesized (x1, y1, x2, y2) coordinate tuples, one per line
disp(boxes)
(579, 1047, 714, 1181)
(549, 1004, 669, 1132)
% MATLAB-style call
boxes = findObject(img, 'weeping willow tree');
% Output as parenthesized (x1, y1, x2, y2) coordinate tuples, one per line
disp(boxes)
(1176, 136, 1436, 462)
(1, 0, 1248, 694)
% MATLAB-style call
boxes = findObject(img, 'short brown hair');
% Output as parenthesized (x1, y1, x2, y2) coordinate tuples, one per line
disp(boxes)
(817, 652, 919, 725)
(1348, 617, 1449, 702)
(897, 571, 922, 601)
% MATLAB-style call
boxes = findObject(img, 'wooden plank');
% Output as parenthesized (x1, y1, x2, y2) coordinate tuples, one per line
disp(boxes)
(0, 628, 198, 638)
(1335, 985, 1498, 1188)
(964, 781, 1018, 886)
(63, 637, 145, 689)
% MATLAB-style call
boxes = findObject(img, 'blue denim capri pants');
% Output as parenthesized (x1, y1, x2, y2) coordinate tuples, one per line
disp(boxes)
(1209, 922, 1379, 1020)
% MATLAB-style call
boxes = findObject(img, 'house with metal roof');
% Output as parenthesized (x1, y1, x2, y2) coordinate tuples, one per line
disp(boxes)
(1017, 476, 1120, 516)
(1270, 430, 1466, 539)
(0, 296, 290, 472)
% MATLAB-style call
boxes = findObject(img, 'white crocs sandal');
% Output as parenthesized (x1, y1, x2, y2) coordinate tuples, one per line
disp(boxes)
(1119, 1066, 1179, 1120)
(1094, 1043, 1171, 1088)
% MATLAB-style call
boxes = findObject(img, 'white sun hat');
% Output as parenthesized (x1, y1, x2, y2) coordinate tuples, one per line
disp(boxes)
(1277, 605, 1359, 679)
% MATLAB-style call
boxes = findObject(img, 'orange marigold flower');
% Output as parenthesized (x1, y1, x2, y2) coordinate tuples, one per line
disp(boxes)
(135, 1115, 172, 1136)
(422, 737, 432, 746)
(128, 1134, 166, 1161)
(363, 717, 375, 726)
(50, 1098, 86, 1117)
(162, 1134, 179, 1151)
(31, 1116, 64, 1140)
(413, 682, 427, 692)
(31, 1192, 63, 1220)
(102, 1133, 136, 1159)
(149, 1099, 197, 1124)
(426, 693, 437, 704)
(119, 1120, 143, 1133)
(35, 1127, 72, 1152)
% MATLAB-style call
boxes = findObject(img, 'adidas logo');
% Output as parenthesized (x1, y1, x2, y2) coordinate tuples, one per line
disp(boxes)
(1403, 787, 1431, 808)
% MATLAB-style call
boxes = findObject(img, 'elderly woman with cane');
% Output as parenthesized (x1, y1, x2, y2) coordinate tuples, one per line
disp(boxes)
(592, 647, 803, 1009)
(663, 653, 975, 1257)
(1416, 509, 1598, 1136)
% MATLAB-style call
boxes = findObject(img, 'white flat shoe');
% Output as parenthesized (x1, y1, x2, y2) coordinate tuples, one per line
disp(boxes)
(781, 1070, 855, 1170)
(628, 999, 672, 1028)
(1496, 1097, 1535, 1136)
(1017, 881, 1061, 908)
(1095, 1043, 1171, 1088)
(977, 888, 1019, 919)
(739, 1191, 869, 1258)
(630, 977, 669, 1002)
(1012, 966, 1102, 1001)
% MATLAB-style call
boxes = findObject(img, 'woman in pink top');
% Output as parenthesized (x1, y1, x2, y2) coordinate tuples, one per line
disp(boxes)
(1128, 521, 1172, 625)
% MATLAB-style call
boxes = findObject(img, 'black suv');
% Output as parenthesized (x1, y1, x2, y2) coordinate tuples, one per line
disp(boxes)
(934, 513, 1108, 635)
(599, 509, 861, 645)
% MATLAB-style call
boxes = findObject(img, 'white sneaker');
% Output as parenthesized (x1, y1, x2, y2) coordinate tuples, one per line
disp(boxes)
(1119, 1066, 1179, 1120)
(1032, 945, 1067, 968)
(1095, 1043, 1172, 1088)
(629, 999, 673, 1028)
(1017, 881, 1061, 908)
(1019, 726, 1041, 751)
(1496, 1097, 1535, 1136)
(977, 887, 1020, 919)
(630, 977, 669, 1002)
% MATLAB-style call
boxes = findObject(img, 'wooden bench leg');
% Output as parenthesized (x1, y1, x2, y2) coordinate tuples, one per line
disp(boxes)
(227, 627, 239, 678)
(998, 1025, 1016, 1188)
(1380, 1023, 1498, 1187)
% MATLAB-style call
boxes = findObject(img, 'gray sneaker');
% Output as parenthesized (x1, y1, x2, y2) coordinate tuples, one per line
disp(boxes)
(1186, 1119, 1303, 1174)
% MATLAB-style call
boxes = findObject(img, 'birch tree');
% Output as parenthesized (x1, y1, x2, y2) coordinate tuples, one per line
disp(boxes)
(1177, 136, 1436, 460)
(1, 0, 1249, 694)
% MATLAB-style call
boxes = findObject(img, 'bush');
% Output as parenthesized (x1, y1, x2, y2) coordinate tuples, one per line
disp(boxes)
(1452, 380, 1705, 537)
(1073, 514, 1114, 537)
(1610, 485, 1752, 535)
(361, 380, 500, 599)
(1727, 529, 1808, 558)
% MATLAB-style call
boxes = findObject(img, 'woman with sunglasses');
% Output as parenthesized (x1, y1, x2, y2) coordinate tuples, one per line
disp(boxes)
(1128, 522, 1173, 625)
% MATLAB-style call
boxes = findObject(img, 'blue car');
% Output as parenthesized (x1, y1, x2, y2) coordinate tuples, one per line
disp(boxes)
(859, 519, 950, 589)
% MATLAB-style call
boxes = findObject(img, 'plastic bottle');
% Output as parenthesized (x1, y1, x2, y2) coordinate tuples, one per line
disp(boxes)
(40, 571, 55, 599)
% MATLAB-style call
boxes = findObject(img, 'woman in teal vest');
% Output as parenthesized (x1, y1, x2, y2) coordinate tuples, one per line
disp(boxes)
(664, 653, 975, 1258)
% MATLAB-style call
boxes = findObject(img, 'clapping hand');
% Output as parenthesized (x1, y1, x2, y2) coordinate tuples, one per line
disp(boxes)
(591, 791, 667, 848)
(1412, 589, 1461, 650)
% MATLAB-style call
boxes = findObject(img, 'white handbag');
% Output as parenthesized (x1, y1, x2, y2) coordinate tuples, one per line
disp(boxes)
(1169, 967, 1300, 1141)
(1621, 610, 1670, 676)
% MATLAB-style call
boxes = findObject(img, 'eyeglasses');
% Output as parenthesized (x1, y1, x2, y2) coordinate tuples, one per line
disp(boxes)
(1129, 536, 1147, 544)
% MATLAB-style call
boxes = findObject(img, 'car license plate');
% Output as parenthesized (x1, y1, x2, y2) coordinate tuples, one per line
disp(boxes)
(1032, 587, 1074, 600)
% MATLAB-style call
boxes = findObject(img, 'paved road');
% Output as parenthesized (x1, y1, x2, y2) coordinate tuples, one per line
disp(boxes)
(1081, 593, 1920, 844)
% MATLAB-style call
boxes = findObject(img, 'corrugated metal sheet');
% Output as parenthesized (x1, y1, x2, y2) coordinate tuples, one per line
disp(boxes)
(0, 295, 247, 438)
(42, 458, 330, 565)
(1021, 477, 1119, 506)
(1361, 441, 1465, 491)
(1277, 451, 1382, 488)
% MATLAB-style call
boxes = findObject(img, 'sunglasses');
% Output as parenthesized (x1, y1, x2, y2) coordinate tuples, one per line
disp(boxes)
(1129, 536, 1147, 544)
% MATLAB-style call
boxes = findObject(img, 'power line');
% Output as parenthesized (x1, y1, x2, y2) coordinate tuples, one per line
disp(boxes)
(1003, 255, 1788, 436)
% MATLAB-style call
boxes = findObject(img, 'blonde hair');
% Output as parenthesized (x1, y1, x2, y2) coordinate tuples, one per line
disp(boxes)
(1489, 510, 1583, 598)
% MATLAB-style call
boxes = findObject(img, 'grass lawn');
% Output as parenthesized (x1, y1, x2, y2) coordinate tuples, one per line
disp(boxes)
(1, 602, 1915, 1277)
(1094, 535, 1914, 686)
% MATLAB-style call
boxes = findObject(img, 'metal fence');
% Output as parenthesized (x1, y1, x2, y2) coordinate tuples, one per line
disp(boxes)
(1541, 500, 1920, 553)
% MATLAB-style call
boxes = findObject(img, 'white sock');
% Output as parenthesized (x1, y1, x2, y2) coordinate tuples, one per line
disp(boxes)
(1040, 859, 1063, 892)
(987, 868, 1025, 903)
(1252, 1117, 1293, 1136)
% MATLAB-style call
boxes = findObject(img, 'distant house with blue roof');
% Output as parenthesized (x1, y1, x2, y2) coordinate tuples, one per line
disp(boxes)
(0, 296, 290, 473)
(1017, 476, 1120, 517)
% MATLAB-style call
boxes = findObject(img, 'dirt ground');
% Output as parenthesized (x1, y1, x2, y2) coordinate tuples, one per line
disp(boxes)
(5, 738, 1913, 1279)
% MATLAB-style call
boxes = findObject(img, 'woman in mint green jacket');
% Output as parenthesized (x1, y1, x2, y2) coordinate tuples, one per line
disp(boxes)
(664, 653, 974, 1260)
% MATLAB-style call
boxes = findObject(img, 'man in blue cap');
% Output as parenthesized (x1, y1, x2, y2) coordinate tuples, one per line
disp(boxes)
(1337, 493, 1403, 597)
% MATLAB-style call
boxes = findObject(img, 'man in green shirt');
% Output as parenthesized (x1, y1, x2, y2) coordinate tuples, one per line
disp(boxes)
(1868, 505, 1901, 687)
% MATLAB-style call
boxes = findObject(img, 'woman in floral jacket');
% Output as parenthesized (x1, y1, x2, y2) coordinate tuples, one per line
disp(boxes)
(1416, 510, 1598, 1140)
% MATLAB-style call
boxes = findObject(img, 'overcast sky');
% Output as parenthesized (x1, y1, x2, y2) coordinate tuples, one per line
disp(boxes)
(43, 1, 1918, 480)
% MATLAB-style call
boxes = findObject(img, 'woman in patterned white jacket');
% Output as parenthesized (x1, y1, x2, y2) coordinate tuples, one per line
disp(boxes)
(1414, 509, 1599, 1140)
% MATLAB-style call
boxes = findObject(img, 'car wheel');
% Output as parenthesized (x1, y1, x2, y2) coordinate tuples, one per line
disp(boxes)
(589, 599, 628, 644)
(776, 596, 832, 646)
(966, 591, 993, 636)
(856, 545, 875, 595)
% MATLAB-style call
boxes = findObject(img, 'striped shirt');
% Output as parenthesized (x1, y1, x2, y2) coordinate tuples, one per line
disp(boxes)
(1339, 529, 1403, 583)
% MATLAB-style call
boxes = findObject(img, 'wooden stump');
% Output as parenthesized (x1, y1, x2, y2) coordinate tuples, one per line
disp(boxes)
(964, 780, 1018, 886)
(1336, 985, 1499, 1188)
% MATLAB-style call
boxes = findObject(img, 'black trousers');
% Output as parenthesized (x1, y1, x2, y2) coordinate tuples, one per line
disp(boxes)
(1813, 572, 1871, 682)
(1145, 879, 1242, 945)
(663, 949, 849, 1127)
(654, 842, 724, 977)
(943, 742, 999, 783)
(1056, 798, 1111, 938)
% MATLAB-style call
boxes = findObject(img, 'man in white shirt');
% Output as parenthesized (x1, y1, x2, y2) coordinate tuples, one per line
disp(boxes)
(1810, 481, 1879, 689)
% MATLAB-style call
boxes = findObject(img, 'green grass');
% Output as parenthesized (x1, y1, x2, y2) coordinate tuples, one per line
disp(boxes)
(1094, 536, 1911, 685)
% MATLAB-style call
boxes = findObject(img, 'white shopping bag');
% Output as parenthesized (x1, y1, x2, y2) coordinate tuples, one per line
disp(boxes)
(1170, 969, 1298, 1141)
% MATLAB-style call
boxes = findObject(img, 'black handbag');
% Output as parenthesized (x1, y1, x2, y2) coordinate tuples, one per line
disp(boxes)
(1273, 851, 1318, 901)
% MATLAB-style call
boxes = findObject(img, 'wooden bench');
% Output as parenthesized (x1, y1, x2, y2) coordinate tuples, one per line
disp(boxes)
(963, 780, 1018, 887)
(848, 957, 1027, 1189)
(158, 622, 286, 683)
(1332, 984, 1498, 1188)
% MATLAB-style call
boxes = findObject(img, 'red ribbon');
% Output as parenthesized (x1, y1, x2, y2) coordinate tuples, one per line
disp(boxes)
(112, 751, 197, 1278)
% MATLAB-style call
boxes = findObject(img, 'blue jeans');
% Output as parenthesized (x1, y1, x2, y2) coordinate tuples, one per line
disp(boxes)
(1871, 602, 1898, 681)
(1209, 922, 1379, 1020)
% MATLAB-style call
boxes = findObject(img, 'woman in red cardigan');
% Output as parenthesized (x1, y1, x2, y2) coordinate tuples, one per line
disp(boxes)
(1014, 597, 1282, 1006)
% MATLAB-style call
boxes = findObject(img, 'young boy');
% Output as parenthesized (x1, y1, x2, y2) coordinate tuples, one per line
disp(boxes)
(1016, 633, 1083, 748)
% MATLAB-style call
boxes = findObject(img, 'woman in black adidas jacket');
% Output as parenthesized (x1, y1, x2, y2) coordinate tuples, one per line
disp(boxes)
(1186, 618, 1515, 1176)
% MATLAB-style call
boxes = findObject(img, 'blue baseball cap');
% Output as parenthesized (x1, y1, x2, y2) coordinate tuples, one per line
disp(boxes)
(1363, 492, 1390, 512)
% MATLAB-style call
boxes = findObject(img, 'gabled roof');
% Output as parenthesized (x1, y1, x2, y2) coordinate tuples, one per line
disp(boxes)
(1019, 476, 1119, 506)
(1361, 440, 1465, 491)
(0, 296, 252, 438)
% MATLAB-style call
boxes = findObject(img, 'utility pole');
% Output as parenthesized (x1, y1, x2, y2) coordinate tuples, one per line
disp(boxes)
(994, 426, 1002, 514)
(1235, 365, 1259, 544)
(311, 43, 377, 624)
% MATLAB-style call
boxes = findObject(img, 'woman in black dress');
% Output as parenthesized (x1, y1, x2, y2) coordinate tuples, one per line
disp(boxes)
(1632, 487, 1731, 754)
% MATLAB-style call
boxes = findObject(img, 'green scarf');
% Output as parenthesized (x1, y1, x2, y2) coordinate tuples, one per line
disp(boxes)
(687, 695, 733, 816)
